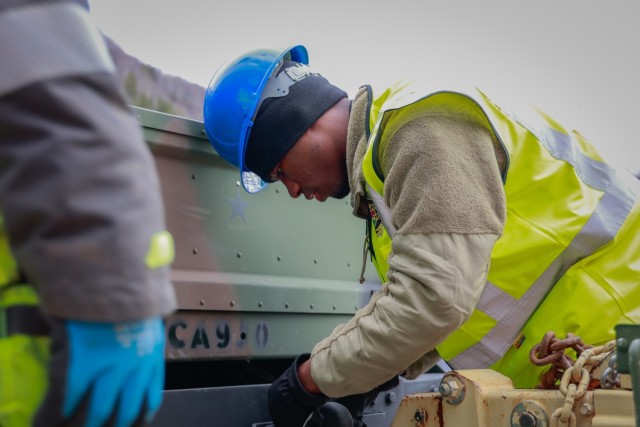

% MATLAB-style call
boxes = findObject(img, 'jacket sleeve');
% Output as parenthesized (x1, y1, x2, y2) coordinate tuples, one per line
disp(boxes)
(0, 1, 176, 321)
(309, 113, 506, 397)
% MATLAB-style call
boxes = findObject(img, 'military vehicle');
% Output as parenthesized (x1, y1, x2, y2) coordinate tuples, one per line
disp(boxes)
(135, 106, 639, 427)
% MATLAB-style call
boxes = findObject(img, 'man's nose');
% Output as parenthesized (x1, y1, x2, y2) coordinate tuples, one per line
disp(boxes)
(282, 179, 302, 198)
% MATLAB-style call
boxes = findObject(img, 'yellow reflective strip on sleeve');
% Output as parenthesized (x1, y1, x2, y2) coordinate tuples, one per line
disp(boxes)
(145, 231, 175, 269)
(0, 284, 40, 308)
(0, 220, 21, 288)
(0, 2, 115, 97)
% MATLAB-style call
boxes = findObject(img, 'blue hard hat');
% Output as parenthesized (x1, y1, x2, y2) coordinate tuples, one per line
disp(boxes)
(203, 45, 309, 193)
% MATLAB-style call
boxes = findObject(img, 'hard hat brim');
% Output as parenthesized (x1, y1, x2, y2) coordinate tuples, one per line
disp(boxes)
(203, 45, 309, 194)
(237, 45, 308, 193)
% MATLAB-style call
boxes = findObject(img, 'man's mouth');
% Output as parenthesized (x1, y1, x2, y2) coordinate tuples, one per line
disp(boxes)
(304, 191, 327, 202)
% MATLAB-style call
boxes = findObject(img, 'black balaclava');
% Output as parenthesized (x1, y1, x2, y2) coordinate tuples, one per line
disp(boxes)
(245, 60, 347, 181)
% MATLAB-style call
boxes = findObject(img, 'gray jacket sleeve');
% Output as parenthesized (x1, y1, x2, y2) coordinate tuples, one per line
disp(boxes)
(0, 0, 176, 321)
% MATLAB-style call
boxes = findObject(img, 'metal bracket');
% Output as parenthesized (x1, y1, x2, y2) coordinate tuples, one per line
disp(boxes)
(615, 324, 640, 427)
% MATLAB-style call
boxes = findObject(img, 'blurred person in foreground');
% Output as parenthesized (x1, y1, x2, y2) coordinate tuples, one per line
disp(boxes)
(0, 1, 176, 425)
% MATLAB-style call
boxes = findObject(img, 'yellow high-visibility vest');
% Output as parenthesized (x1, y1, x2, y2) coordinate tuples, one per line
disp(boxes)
(361, 82, 640, 387)
(0, 217, 48, 426)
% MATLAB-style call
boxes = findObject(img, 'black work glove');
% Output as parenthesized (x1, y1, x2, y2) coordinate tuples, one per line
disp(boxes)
(304, 402, 354, 427)
(268, 354, 329, 426)
(334, 376, 400, 427)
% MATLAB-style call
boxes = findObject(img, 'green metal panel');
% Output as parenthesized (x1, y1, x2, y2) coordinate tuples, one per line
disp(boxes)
(133, 106, 380, 360)
(165, 311, 356, 360)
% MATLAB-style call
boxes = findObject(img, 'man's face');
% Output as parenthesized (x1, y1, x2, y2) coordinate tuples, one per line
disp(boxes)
(268, 101, 350, 202)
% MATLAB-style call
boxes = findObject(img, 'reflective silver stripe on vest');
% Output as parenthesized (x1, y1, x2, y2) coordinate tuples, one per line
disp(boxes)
(475, 281, 516, 321)
(449, 126, 638, 369)
(0, 2, 114, 97)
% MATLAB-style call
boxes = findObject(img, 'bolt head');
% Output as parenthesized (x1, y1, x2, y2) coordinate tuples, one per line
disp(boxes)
(439, 379, 462, 399)
(438, 382, 452, 396)
(579, 403, 593, 416)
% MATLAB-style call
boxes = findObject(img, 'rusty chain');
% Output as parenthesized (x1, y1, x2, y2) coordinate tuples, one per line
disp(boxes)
(529, 331, 616, 427)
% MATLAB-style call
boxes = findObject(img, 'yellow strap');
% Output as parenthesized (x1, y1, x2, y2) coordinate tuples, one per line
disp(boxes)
(145, 230, 175, 269)
(0, 285, 39, 309)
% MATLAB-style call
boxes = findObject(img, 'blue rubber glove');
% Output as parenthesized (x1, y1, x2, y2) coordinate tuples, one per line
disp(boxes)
(35, 317, 166, 427)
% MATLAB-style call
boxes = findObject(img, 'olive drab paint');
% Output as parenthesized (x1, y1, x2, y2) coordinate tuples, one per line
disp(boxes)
(135, 106, 381, 361)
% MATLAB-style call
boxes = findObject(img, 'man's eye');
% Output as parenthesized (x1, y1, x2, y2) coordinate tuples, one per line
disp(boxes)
(270, 167, 284, 182)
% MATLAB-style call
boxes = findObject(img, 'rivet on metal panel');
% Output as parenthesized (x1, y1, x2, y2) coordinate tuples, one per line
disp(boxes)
(313, 259, 318, 264)
(275, 188, 280, 194)
(413, 408, 426, 422)
(191, 173, 197, 180)
(277, 256, 282, 261)
(310, 304, 314, 309)
(258, 301, 263, 308)
(285, 303, 290, 309)
(236, 181, 241, 187)
(237, 252, 242, 258)
(332, 305, 337, 310)
(192, 248, 198, 254)
(200, 129, 206, 136)
(347, 262, 351, 267)
(199, 299, 205, 306)
(230, 300, 236, 307)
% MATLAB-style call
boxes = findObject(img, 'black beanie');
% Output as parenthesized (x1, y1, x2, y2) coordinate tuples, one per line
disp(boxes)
(245, 61, 347, 181)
